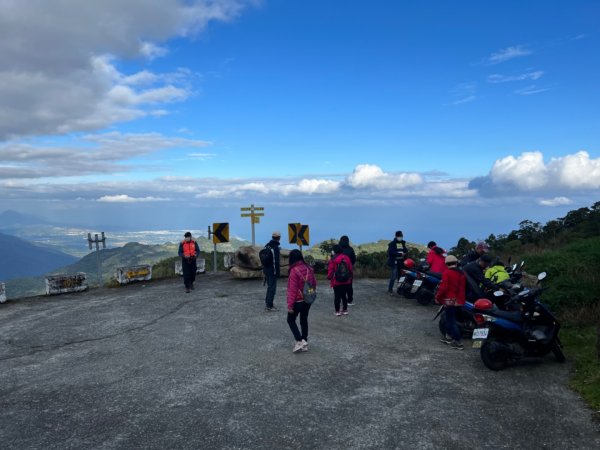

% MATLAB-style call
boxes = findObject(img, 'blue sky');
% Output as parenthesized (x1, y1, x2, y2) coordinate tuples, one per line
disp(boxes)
(0, 1, 599, 248)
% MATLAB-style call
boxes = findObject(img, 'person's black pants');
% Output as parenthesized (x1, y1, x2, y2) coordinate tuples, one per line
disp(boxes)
(347, 282, 354, 304)
(334, 284, 350, 311)
(182, 258, 197, 289)
(287, 301, 311, 341)
(265, 273, 277, 307)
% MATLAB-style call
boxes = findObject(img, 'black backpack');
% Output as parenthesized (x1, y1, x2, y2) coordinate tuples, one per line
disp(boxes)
(259, 245, 273, 270)
(334, 259, 351, 282)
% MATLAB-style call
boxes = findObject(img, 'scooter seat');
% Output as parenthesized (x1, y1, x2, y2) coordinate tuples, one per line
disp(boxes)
(490, 307, 523, 322)
(427, 271, 443, 279)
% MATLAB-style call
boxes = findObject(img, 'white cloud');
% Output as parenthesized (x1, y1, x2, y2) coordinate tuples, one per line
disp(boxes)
(478, 150, 600, 194)
(539, 197, 573, 207)
(97, 195, 170, 203)
(486, 45, 532, 65)
(490, 152, 548, 190)
(448, 83, 477, 106)
(514, 85, 552, 95)
(487, 70, 544, 83)
(0, 132, 211, 179)
(0, 1, 256, 140)
(347, 164, 423, 190)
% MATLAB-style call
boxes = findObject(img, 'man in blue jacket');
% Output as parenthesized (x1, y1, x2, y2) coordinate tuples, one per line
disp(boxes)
(263, 231, 281, 311)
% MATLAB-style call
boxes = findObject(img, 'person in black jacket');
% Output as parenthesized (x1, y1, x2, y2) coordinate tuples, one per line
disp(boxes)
(387, 230, 408, 295)
(263, 231, 281, 311)
(178, 232, 201, 293)
(463, 254, 497, 302)
(460, 241, 490, 267)
(339, 235, 357, 305)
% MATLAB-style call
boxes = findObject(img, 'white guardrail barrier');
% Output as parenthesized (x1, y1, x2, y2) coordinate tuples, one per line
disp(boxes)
(115, 264, 152, 285)
(45, 273, 88, 295)
(175, 258, 206, 275)
(0, 282, 6, 303)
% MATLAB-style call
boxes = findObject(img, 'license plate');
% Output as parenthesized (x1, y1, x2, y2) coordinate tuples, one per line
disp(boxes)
(472, 328, 489, 340)
(398, 276, 405, 283)
(410, 279, 422, 293)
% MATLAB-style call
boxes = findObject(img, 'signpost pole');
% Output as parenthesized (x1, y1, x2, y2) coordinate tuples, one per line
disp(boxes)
(87, 232, 106, 288)
(208, 225, 217, 273)
(251, 204, 256, 246)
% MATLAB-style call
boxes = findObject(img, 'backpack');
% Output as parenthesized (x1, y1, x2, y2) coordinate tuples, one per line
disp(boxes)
(301, 267, 317, 304)
(334, 258, 351, 283)
(259, 245, 273, 270)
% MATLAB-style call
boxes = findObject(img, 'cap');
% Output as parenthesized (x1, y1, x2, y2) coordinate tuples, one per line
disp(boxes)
(445, 255, 458, 265)
(272, 231, 281, 238)
(184, 232, 192, 237)
(395, 230, 404, 237)
(476, 241, 490, 252)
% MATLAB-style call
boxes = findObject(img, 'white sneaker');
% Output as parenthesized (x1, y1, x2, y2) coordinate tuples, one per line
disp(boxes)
(293, 341, 304, 353)
(301, 339, 308, 352)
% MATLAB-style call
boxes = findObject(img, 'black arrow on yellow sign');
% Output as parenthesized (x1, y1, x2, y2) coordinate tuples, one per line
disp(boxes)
(212, 222, 230, 244)
(288, 223, 300, 244)
(297, 225, 310, 246)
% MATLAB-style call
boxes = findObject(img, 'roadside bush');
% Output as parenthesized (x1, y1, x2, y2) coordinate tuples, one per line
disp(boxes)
(523, 237, 600, 314)
(355, 251, 388, 278)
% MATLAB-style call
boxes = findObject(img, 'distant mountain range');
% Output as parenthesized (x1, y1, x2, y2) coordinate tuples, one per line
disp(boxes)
(0, 232, 78, 281)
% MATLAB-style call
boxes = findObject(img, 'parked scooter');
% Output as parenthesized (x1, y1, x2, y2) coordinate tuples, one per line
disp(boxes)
(396, 259, 418, 298)
(435, 281, 524, 338)
(414, 269, 442, 306)
(471, 272, 565, 371)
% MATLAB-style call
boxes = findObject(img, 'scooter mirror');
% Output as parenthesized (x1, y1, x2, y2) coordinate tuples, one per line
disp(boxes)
(538, 272, 547, 281)
(512, 263, 517, 271)
(520, 261, 525, 269)
(493, 290, 504, 297)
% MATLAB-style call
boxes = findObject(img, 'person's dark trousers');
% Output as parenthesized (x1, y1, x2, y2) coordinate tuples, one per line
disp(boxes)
(347, 281, 354, 304)
(388, 264, 399, 292)
(445, 306, 462, 342)
(182, 258, 197, 289)
(334, 284, 350, 311)
(265, 272, 277, 308)
(287, 301, 311, 341)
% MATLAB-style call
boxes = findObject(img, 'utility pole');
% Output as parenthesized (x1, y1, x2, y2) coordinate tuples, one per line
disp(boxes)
(87, 232, 106, 288)
(240, 204, 264, 246)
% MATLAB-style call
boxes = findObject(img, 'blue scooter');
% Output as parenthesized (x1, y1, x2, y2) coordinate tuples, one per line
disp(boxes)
(471, 272, 565, 371)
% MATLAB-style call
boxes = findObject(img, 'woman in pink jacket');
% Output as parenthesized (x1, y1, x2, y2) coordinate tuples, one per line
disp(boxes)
(286, 249, 317, 353)
(327, 244, 353, 316)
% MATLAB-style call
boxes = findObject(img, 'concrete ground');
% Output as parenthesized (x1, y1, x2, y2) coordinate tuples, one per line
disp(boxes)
(0, 273, 598, 450)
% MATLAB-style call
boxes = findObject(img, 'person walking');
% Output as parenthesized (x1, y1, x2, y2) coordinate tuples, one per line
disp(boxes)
(178, 232, 200, 293)
(286, 249, 317, 353)
(263, 231, 281, 312)
(387, 231, 408, 295)
(328, 244, 353, 316)
(435, 255, 466, 350)
(339, 235, 357, 305)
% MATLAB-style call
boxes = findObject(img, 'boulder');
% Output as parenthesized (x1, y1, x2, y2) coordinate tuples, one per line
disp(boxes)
(230, 245, 290, 278)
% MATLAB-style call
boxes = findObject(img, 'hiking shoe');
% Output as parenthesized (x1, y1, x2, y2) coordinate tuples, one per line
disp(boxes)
(301, 339, 308, 352)
(342, 310, 349, 315)
(191, 283, 195, 290)
(347, 301, 354, 306)
(440, 337, 452, 345)
(293, 341, 304, 353)
(185, 289, 190, 294)
(451, 341, 464, 350)
(388, 291, 395, 297)
(335, 311, 342, 316)
(264, 307, 276, 312)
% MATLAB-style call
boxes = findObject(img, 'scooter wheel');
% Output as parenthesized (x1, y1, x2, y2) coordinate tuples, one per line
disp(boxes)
(417, 289, 432, 306)
(403, 286, 416, 299)
(552, 340, 566, 363)
(481, 339, 510, 371)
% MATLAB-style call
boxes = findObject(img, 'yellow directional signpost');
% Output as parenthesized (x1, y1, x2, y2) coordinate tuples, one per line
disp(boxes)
(288, 223, 301, 244)
(208, 222, 230, 273)
(241, 204, 264, 245)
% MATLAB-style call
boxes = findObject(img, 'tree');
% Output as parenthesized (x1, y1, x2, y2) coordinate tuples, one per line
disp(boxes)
(449, 237, 473, 258)
(318, 239, 337, 257)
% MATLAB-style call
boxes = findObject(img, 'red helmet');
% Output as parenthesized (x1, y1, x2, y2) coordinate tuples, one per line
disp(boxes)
(474, 298, 493, 310)
(404, 258, 415, 269)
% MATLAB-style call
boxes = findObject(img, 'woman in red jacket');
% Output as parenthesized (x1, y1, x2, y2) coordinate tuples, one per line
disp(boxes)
(287, 249, 317, 353)
(426, 241, 448, 274)
(435, 254, 466, 350)
(327, 245, 353, 316)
